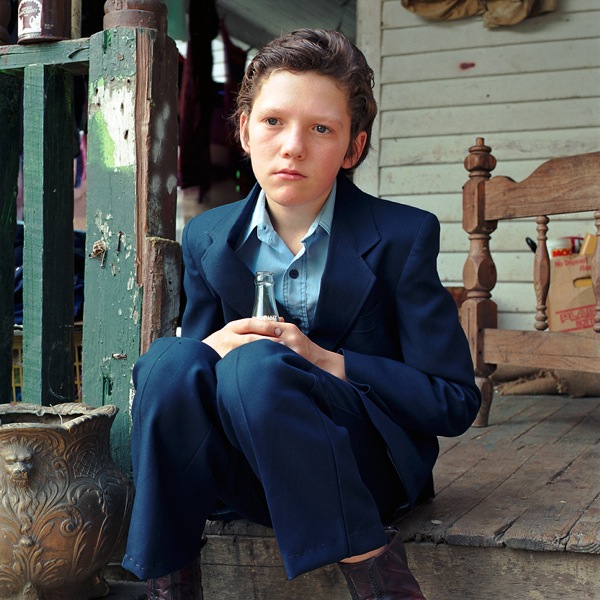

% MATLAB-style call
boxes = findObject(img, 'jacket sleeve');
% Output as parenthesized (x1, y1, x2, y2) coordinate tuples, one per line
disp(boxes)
(342, 212, 481, 438)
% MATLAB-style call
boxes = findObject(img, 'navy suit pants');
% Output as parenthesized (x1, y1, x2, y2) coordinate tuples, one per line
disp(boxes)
(122, 337, 404, 580)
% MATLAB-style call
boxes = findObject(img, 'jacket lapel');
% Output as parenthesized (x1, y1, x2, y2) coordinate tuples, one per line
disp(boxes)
(201, 189, 258, 319)
(310, 176, 381, 350)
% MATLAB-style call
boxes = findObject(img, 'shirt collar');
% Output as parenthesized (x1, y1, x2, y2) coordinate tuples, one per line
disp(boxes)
(237, 181, 337, 249)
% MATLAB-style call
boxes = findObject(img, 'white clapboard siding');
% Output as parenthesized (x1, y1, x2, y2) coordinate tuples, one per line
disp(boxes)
(381, 70, 600, 112)
(357, 0, 600, 329)
(380, 98, 600, 140)
(380, 129, 600, 167)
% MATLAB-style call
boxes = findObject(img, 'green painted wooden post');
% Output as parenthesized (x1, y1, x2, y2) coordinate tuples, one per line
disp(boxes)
(0, 40, 90, 407)
(0, 74, 20, 403)
(22, 64, 75, 406)
(84, 4, 179, 473)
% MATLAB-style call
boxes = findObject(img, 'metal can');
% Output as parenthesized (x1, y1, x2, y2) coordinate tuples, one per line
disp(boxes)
(17, 0, 71, 44)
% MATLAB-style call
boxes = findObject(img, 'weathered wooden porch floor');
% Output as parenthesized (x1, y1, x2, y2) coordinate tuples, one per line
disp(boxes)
(106, 393, 600, 599)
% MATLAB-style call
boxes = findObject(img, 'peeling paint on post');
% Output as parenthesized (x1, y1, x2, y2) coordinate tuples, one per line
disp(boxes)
(83, 23, 178, 473)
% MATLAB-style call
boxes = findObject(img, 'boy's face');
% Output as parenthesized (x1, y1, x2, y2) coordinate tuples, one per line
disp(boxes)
(240, 70, 366, 220)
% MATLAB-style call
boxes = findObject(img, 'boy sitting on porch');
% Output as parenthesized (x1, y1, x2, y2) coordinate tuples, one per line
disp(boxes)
(122, 28, 481, 600)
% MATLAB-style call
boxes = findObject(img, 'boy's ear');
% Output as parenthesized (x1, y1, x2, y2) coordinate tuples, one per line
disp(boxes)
(342, 131, 368, 170)
(239, 112, 251, 154)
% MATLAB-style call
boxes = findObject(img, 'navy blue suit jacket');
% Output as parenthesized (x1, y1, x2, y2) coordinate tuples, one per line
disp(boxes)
(180, 174, 481, 507)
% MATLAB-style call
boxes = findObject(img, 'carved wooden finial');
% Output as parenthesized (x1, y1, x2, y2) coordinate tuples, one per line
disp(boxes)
(103, 0, 167, 33)
(464, 137, 497, 179)
(0, 0, 12, 44)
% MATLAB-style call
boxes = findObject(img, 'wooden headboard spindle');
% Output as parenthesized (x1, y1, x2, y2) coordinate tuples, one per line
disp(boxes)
(594, 209, 600, 333)
(533, 215, 550, 331)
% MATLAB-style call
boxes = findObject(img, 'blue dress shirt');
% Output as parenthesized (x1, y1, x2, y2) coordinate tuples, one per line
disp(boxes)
(235, 182, 336, 333)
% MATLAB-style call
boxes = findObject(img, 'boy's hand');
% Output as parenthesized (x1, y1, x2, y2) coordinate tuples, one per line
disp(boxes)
(203, 319, 347, 381)
(275, 322, 347, 381)
(202, 318, 283, 357)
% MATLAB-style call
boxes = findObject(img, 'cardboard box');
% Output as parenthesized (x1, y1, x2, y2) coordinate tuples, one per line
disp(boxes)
(547, 254, 595, 332)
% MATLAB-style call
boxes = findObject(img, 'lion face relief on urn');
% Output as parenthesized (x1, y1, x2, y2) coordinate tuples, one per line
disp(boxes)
(0, 402, 133, 600)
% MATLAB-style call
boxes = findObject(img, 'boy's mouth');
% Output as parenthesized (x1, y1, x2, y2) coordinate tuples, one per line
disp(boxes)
(276, 169, 305, 180)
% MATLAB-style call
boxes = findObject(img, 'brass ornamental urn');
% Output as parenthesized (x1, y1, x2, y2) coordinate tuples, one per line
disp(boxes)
(0, 402, 132, 600)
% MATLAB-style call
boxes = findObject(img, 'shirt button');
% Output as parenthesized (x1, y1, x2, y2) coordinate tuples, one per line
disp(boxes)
(289, 269, 299, 279)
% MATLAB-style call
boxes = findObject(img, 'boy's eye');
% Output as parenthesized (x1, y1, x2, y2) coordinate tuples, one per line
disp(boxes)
(266, 117, 279, 126)
(315, 125, 330, 134)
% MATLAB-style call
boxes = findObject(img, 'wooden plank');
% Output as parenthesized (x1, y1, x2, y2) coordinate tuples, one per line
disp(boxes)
(0, 73, 20, 403)
(84, 27, 178, 472)
(380, 158, 598, 198)
(485, 282, 546, 315)
(379, 97, 600, 141)
(85, 29, 142, 472)
(140, 237, 181, 354)
(21, 64, 74, 405)
(398, 398, 573, 543)
(381, 68, 600, 112)
(381, 38, 600, 84)
(567, 494, 600, 553)
(384, 194, 464, 223)
(500, 311, 542, 331)
(428, 398, 560, 490)
(482, 329, 600, 371)
(445, 402, 600, 547)
(436, 394, 541, 461)
(0, 38, 90, 73)
(407, 544, 600, 600)
(203, 534, 348, 600)
(484, 153, 600, 220)
(202, 521, 600, 600)
(502, 444, 600, 552)
(379, 129, 600, 166)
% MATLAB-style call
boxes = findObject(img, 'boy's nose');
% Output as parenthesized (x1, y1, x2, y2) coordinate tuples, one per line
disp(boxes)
(281, 128, 305, 159)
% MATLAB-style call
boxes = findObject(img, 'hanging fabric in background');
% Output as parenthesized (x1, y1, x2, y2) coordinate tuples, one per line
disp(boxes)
(220, 18, 247, 147)
(401, 0, 482, 21)
(177, 0, 219, 193)
(484, 0, 556, 27)
(220, 18, 255, 198)
(400, 0, 557, 27)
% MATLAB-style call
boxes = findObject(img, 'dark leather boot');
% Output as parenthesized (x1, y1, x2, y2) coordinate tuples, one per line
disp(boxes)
(145, 557, 203, 600)
(338, 527, 426, 600)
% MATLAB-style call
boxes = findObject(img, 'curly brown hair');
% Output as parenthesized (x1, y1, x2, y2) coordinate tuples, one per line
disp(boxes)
(233, 29, 378, 174)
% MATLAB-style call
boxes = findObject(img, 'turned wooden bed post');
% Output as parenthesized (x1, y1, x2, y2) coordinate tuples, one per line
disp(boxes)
(461, 138, 498, 427)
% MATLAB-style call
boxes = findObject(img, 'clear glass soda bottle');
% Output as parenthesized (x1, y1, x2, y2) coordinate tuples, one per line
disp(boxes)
(252, 271, 279, 321)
